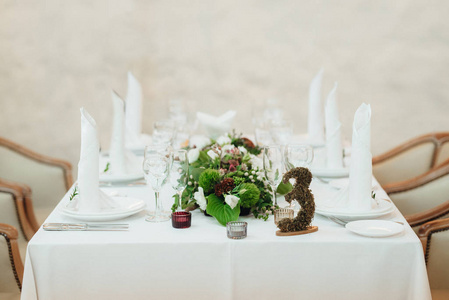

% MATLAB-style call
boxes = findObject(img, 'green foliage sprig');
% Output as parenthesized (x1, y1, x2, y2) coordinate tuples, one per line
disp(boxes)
(69, 186, 79, 201)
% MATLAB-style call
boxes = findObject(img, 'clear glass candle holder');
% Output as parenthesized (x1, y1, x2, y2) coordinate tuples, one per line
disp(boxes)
(171, 212, 191, 229)
(226, 221, 247, 239)
(274, 208, 294, 225)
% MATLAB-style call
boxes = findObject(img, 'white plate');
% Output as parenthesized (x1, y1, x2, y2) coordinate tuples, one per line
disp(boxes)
(311, 167, 349, 178)
(315, 199, 394, 221)
(328, 178, 377, 189)
(345, 220, 404, 237)
(61, 197, 146, 221)
(99, 173, 144, 183)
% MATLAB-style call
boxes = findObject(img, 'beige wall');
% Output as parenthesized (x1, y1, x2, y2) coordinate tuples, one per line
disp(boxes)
(1, 0, 448, 170)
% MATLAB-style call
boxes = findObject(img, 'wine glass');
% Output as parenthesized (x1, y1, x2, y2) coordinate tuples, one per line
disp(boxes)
(169, 149, 189, 211)
(143, 145, 171, 222)
(269, 119, 293, 145)
(263, 145, 284, 207)
(284, 144, 314, 171)
(152, 120, 176, 146)
(284, 144, 314, 210)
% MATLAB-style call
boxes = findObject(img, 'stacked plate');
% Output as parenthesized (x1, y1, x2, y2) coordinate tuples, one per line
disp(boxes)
(61, 197, 145, 221)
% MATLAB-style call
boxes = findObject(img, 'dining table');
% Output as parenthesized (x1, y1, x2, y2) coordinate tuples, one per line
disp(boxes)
(20, 151, 432, 300)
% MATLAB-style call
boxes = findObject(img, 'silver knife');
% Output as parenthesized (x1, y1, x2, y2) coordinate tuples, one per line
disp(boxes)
(43, 223, 129, 231)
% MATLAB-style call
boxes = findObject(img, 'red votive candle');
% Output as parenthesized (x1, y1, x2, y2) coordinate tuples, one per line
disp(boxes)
(172, 212, 192, 229)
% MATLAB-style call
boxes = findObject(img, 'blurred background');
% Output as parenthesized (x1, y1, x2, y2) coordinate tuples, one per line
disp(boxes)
(1, 0, 448, 169)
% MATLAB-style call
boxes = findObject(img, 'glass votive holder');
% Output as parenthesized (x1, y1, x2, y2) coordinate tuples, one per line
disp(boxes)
(226, 221, 247, 239)
(274, 208, 294, 225)
(172, 212, 191, 229)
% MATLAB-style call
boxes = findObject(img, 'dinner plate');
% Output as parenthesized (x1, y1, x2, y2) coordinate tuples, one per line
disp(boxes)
(345, 220, 404, 237)
(311, 167, 350, 178)
(328, 178, 377, 189)
(99, 172, 144, 183)
(315, 199, 394, 221)
(61, 197, 146, 221)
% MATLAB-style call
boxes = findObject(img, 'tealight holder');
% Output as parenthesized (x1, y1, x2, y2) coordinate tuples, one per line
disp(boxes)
(226, 221, 247, 239)
(274, 208, 294, 225)
(171, 212, 191, 229)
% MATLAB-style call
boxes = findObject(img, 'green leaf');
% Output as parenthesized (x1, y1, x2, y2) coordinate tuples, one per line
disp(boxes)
(277, 182, 293, 195)
(206, 194, 240, 226)
(190, 167, 205, 182)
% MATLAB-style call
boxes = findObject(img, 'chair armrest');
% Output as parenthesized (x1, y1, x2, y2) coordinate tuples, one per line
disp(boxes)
(0, 179, 38, 240)
(0, 137, 74, 190)
(0, 223, 24, 290)
(418, 218, 449, 263)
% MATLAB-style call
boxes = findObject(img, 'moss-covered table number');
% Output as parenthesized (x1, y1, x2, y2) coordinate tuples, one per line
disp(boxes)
(276, 167, 318, 236)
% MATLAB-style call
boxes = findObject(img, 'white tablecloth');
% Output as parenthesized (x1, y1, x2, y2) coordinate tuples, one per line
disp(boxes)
(21, 179, 431, 300)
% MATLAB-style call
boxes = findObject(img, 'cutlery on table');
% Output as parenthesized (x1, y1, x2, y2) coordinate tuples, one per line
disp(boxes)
(99, 181, 146, 187)
(43, 223, 129, 231)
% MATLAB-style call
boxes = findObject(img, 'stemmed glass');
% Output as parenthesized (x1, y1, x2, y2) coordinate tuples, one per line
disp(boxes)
(169, 149, 189, 211)
(284, 144, 314, 171)
(263, 145, 284, 207)
(143, 145, 171, 222)
(284, 144, 314, 209)
(152, 120, 176, 146)
(269, 120, 293, 145)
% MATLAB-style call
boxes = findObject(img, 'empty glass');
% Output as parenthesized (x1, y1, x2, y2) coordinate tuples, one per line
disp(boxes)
(284, 144, 314, 171)
(269, 120, 293, 145)
(263, 145, 284, 206)
(169, 149, 189, 211)
(143, 145, 171, 222)
(152, 120, 176, 145)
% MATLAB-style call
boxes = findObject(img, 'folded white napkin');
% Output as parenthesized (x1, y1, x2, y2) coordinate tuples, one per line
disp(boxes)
(197, 110, 236, 139)
(308, 69, 324, 143)
(347, 103, 374, 212)
(324, 83, 343, 169)
(110, 92, 141, 174)
(77, 108, 117, 213)
(125, 72, 146, 149)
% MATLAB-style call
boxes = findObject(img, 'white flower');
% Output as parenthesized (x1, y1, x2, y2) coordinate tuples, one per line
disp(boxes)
(192, 136, 211, 150)
(238, 146, 247, 154)
(207, 150, 219, 160)
(249, 154, 263, 170)
(249, 175, 253, 179)
(225, 194, 240, 209)
(188, 148, 200, 163)
(244, 172, 249, 176)
(222, 144, 234, 153)
(241, 163, 248, 171)
(216, 135, 231, 145)
(194, 187, 207, 210)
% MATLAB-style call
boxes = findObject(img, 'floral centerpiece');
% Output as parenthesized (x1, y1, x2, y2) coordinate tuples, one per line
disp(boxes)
(176, 131, 278, 226)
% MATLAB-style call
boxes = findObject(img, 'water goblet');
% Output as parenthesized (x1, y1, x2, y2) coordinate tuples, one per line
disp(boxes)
(263, 145, 284, 207)
(152, 120, 176, 145)
(284, 144, 314, 171)
(269, 120, 293, 145)
(169, 149, 189, 211)
(143, 145, 171, 222)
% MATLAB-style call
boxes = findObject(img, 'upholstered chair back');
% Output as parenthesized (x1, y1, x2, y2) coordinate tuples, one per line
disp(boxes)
(0, 224, 23, 296)
(419, 219, 449, 299)
(373, 132, 449, 187)
(0, 137, 73, 224)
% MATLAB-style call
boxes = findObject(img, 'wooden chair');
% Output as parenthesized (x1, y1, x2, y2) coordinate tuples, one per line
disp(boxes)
(383, 159, 449, 229)
(0, 137, 73, 224)
(0, 223, 24, 299)
(373, 132, 449, 187)
(418, 218, 449, 299)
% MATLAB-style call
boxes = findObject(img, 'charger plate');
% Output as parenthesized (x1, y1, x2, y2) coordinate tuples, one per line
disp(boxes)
(315, 199, 394, 222)
(61, 197, 145, 221)
(311, 167, 350, 178)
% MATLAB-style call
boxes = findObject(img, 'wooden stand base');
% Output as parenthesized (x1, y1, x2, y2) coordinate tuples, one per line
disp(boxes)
(276, 226, 318, 236)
